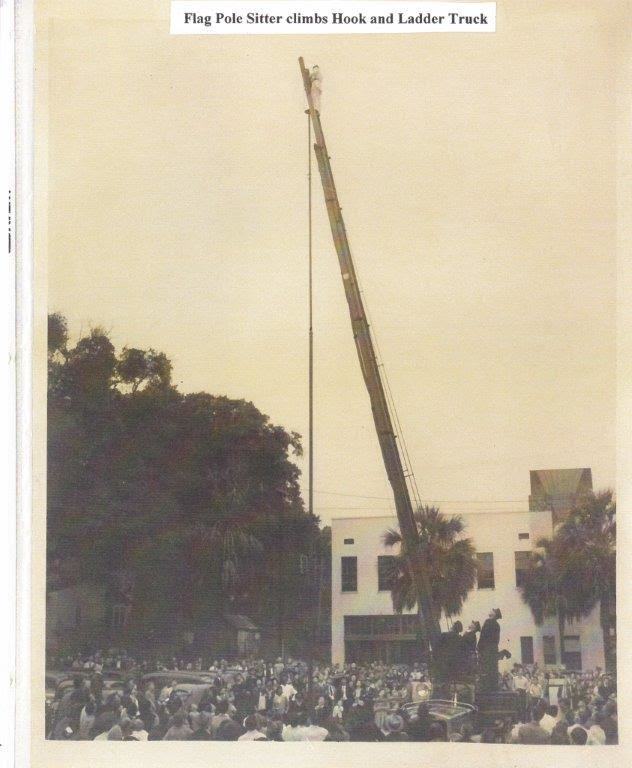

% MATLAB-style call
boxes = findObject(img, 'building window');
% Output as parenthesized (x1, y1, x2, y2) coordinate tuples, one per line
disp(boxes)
(514, 551, 531, 588)
(520, 636, 534, 665)
(299, 554, 309, 574)
(543, 635, 557, 665)
(563, 635, 582, 671)
(377, 555, 396, 591)
(344, 616, 371, 635)
(518, 532, 529, 540)
(75, 605, 82, 628)
(401, 615, 418, 634)
(476, 553, 495, 589)
(344, 538, 354, 545)
(374, 615, 400, 635)
(341, 556, 357, 592)
(344, 615, 407, 637)
(112, 605, 127, 629)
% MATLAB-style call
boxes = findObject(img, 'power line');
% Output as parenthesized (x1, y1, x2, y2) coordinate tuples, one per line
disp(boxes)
(318, 507, 538, 516)
(304, 487, 525, 503)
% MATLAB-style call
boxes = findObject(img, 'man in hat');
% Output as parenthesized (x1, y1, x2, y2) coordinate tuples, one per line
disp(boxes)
(384, 713, 409, 741)
(478, 609, 502, 691)
(462, 620, 481, 654)
(461, 620, 481, 674)
(433, 620, 464, 684)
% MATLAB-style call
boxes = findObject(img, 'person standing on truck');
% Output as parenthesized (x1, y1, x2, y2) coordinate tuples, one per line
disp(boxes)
(478, 608, 502, 691)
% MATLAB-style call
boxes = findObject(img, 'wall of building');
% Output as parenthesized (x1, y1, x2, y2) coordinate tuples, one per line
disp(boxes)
(331, 511, 605, 671)
(46, 583, 109, 652)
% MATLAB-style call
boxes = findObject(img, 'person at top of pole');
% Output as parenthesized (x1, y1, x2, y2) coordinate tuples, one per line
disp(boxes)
(310, 65, 322, 113)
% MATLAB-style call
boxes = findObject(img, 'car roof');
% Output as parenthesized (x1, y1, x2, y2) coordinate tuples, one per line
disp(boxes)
(142, 671, 214, 683)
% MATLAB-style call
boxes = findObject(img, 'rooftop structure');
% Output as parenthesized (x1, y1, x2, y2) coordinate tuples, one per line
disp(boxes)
(529, 468, 593, 525)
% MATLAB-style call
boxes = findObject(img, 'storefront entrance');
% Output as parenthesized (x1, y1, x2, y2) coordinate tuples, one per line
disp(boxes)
(345, 638, 421, 664)
(344, 615, 423, 664)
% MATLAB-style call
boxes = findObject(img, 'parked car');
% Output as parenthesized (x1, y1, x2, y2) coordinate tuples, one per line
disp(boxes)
(169, 683, 213, 710)
(54, 675, 127, 702)
(140, 670, 216, 690)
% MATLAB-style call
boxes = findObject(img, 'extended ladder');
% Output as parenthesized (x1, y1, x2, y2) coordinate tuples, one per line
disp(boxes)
(298, 58, 441, 650)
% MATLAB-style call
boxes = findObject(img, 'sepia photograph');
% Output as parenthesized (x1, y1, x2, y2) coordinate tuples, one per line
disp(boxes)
(29, 0, 627, 761)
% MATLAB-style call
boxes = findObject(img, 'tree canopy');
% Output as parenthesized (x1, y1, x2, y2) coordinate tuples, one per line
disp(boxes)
(47, 314, 319, 647)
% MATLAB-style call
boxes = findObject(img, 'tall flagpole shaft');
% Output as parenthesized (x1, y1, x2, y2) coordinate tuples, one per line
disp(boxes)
(308, 115, 314, 523)
(307, 111, 316, 699)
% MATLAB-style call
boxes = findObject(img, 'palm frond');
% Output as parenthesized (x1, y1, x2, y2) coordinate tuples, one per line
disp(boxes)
(382, 528, 402, 548)
(383, 505, 477, 620)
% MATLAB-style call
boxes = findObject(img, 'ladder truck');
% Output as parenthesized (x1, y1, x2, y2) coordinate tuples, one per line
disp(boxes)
(298, 58, 442, 653)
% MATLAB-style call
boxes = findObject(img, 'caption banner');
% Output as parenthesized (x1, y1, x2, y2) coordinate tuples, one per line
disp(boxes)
(170, 1, 497, 34)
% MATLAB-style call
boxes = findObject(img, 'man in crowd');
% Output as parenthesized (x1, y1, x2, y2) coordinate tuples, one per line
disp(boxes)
(510, 699, 550, 744)
(477, 608, 502, 692)
(461, 620, 480, 670)
(189, 711, 213, 740)
(238, 714, 267, 741)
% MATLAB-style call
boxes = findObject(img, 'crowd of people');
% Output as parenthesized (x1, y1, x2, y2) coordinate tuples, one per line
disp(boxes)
(47, 650, 617, 744)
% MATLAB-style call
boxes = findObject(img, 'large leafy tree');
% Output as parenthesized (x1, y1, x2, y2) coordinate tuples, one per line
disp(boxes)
(519, 491, 616, 671)
(47, 314, 319, 650)
(382, 505, 478, 628)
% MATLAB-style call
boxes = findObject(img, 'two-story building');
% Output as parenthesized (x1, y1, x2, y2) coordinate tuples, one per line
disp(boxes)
(331, 471, 604, 671)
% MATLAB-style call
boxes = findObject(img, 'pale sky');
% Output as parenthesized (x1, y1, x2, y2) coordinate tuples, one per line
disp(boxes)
(40, 0, 618, 525)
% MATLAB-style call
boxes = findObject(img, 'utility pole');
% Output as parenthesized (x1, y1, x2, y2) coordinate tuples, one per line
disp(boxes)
(298, 58, 441, 652)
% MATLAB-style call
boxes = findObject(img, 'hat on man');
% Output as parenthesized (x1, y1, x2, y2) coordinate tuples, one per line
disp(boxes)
(385, 714, 405, 733)
(493, 608, 502, 620)
(472, 621, 481, 632)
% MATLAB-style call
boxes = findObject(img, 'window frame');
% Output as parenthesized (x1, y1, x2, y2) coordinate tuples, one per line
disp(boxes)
(562, 635, 582, 671)
(111, 604, 127, 630)
(341, 556, 358, 593)
(476, 552, 495, 590)
(520, 635, 534, 665)
(514, 550, 531, 588)
(543, 634, 557, 665)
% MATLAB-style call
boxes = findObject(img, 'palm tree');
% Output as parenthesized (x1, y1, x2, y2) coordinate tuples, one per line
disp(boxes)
(555, 491, 616, 671)
(382, 505, 478, 633)
(519, 538, 575, 664)
(520, 491, 616, 671)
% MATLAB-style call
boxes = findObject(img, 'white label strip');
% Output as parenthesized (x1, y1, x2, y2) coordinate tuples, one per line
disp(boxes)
(170, 2, 496, 34)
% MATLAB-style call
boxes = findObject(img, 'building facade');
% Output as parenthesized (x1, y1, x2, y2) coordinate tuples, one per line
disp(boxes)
(331, 508, 604, 671)
(46, 581, 131, 654)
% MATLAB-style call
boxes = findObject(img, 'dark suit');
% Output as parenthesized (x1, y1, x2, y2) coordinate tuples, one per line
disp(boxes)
(435, 629, 464, 681)
(478, 618, 500, 651)
(336, 684, 355, 712)
(462, 630, 478, 657)
(461, 630, 479, 675)
(477, 618, 500, 691)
